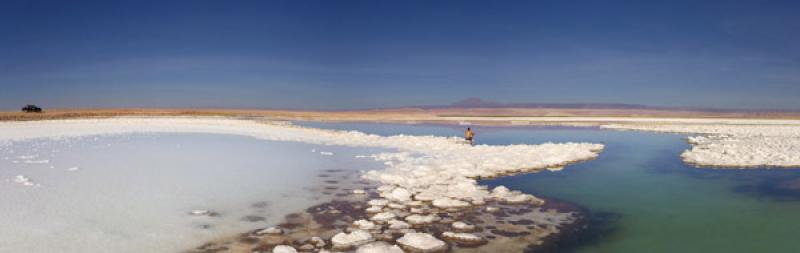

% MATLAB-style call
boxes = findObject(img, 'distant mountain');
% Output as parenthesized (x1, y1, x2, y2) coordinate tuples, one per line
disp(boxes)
(443, 97, 659, 110)
(430, 98, 799, 113)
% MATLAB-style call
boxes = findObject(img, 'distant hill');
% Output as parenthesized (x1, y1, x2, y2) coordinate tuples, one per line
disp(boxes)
(428, 97, 799, 113)
(446, 97, 657, 110)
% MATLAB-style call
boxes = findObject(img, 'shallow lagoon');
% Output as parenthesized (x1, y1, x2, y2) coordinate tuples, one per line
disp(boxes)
(0, 133, 384, 253)
(303, 122, 800, 253)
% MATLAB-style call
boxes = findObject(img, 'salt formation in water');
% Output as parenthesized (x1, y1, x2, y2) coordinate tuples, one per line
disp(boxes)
(602, 123, 800, 168)
(397, 232, 447, 252)
(188, 164, 586, 253)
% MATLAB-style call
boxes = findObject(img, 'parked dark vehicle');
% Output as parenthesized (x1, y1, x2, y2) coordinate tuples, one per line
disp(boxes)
(21, 105, 43, 113)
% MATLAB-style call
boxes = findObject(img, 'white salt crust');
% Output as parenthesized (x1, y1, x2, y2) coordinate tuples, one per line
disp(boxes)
(0, 118, 603, 204)
(0, 117, 605, 252)
(601, 123, 800, 168)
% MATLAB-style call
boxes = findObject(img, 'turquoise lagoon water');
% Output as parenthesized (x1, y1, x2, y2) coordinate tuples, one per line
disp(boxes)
(301, 122, 800, 253)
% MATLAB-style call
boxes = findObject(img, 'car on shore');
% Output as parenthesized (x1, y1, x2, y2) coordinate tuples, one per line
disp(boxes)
(21, 105, 43, 113)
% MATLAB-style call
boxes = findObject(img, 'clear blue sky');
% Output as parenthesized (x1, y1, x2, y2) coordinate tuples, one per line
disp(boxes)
(1, 0, 799, 110)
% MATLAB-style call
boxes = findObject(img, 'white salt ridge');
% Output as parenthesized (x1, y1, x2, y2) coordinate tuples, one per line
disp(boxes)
(319, 151, 334, 156)
(602, 123, 800, 168)
(66, 167, 80, 172)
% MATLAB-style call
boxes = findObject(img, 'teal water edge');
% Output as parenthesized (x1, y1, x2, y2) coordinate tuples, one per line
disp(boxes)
(300, 122, 800, 253)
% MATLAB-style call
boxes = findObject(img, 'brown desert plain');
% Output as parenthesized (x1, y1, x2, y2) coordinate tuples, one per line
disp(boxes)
(3, 107, 800, 124)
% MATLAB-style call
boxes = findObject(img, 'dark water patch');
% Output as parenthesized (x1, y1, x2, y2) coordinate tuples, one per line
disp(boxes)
(734, 176, 800, 201)
(526, 210, 622, 253)
(640, 145, 800, 202)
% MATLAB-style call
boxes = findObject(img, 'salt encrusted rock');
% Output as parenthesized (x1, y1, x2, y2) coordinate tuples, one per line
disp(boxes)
(354, 219, 377, 230)
(396, 233, 447, 253)
(506, 193, 545, 205)
(406, 201, 424, 207)
(490, 186, 544, 205)
(388, 219, 411, 229)
(440, 232, 485, 246)
(470, 199, 486, 205)
(485, 206, 500, 213)
(368, 199, 390, 207)
(412, 191, 437, 202)
(272, 245, 297, 253)
(371, 212, 397, 223)
(353, 189, 367, 195)
(297, 244, 315, 251)
(377, 185, 396, 193)
(409, 207, 427, 214)
(332, 230, 374, 249)
(310, 236, 326, 248)
(431, 197, 470, 208)
(491, 186, 512, 196)
(405, 214, 438, 225)
(451, 221, 475, 232)
(386, 187, 413, 202)
(388, 203, 407, 209)
(256, 226, 284, 235)
(366, 206, 384, 213)
(355, 241, 405, 253)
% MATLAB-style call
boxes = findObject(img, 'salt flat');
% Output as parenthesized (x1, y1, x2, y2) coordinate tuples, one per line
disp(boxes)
(0, 117, 604, 252)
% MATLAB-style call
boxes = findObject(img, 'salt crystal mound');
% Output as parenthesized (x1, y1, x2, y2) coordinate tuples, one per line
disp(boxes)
(272, 245, 298, 253)
(355, 241, 404, 253)
(601, 123, 800, 168)
(331, 230, 374, 249)
(396, 232, 447, 252)
(0, 117, 603, 203)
